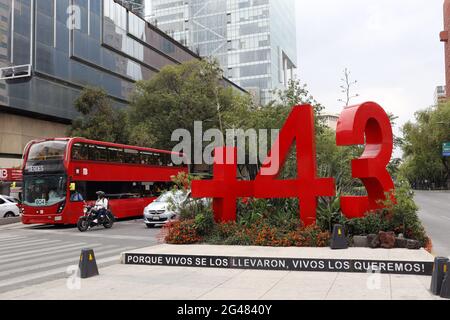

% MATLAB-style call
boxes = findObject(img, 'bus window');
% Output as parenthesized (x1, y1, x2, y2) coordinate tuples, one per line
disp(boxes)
(148, 152, 161, 165)
(28, 141, 68, 161)
(108, 147, 124, 163)
(96, 146, 108, 161)
(72, 143, 89, 160)
(140, 152, 152, 165)
(88, 145, 107, 162)
(124, 149, 140, 164)
(163, 154, 174, 166)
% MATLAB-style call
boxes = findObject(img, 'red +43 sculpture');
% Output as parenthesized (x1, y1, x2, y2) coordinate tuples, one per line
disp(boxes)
(192, 102, 395, 226)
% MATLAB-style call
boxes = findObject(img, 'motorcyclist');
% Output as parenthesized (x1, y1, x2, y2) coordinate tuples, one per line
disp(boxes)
(93, 191, 109, 224)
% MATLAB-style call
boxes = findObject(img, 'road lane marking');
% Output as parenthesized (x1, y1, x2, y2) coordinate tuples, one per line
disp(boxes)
(0, 239, 62, 252)
(0, 244, 119, 269)
(0, 238, 55, 249)
(0, 242, 89, 259)
(0, 236, 28, 242)
(0, 247, 126, 278)
(15, 228, 155, 241)
(0, 254, 126, 289)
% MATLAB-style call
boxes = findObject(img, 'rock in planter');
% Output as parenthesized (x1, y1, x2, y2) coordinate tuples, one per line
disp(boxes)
(406, 239, 421, 250)
(395, 237, 407, 248)
(352, 235, 369, 247)
(379, 231, 396, 249)
(367, 234, 380, 249)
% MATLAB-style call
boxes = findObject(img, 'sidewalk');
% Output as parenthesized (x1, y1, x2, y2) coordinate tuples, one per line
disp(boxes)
(0, 245, 444, 300)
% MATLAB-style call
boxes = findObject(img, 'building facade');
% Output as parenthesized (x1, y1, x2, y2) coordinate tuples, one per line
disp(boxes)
(0, 0, 244, 169)
(149, 0, 297, 105)
(440, 0, 450, 100)
(320, 113, 339, 132)
(435, 85, 447, 105)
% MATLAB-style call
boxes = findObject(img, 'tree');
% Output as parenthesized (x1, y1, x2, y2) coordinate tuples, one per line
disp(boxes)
(68, 87, 127, 143)
(338, 68, 359, 107)
(127, 59, 241, 153)
(400, 102, 450, 189)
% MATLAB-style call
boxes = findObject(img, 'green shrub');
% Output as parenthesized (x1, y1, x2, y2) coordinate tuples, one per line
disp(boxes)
(193, 209, 215, 236)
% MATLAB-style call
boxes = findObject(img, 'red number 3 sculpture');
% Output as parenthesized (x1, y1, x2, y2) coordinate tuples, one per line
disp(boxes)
(336, 102, 395, 218)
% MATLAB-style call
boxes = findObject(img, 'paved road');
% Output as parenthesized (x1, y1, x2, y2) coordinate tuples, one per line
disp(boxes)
(415, 191, 450, 258)
(0, 219, 161, 294)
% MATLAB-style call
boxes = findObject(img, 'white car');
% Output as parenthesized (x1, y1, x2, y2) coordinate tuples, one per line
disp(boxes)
(0, 195, 20, 218)
(143, 190, 210, 228)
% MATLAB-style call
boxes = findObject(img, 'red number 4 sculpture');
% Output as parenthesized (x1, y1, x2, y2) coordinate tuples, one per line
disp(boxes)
(192, 102, 395, 226)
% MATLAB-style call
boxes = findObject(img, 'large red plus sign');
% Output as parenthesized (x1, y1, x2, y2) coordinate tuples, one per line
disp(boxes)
(191, 147, 253, 222)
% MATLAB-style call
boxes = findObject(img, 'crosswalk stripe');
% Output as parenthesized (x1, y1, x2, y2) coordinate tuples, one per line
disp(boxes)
(0, 243, 103, 264)
(0, 238, 55, 249)
(0, 236, 28, 242)
(0, 223, 26, 230)
(0, 247, 126, 278)
(0, 244, 119, 269)
(0, 239, 62, 252)
(16, 228, 153, 241)
(0, 255, 124, 289)
(0, 242, 89, 259)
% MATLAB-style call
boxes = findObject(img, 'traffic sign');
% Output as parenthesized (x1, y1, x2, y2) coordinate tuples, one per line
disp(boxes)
(444, 142, 450, 157)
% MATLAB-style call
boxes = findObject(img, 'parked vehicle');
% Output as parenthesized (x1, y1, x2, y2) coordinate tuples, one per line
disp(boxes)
(143, 190, 210, 228)
(77, 203, 115, 232)
(0, 195, 20, 218)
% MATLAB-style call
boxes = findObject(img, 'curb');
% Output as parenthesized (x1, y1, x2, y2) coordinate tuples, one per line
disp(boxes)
(0, 216, 21, 226)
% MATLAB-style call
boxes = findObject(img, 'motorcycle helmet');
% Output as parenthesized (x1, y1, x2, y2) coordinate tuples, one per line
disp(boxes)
(96, 191, 106, 197)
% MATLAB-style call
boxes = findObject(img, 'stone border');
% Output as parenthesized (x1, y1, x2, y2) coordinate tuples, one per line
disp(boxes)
(122, 253, 434, 276)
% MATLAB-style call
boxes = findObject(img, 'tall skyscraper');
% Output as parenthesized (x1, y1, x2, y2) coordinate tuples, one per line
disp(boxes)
(0, 0, 244, 168)
(149, 0, 297, 105)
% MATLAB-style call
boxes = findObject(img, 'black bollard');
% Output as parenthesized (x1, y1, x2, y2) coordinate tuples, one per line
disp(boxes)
(330, 224, 348, 250)
(440, 262, 450, 299)
(430, 257, 449, 295)
(79, 248, 99, 279)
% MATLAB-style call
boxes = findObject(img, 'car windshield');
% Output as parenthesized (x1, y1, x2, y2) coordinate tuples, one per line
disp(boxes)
(155, 191, 187, 204)
(28, 141, 68, 161)
(23, 175, 67, 207)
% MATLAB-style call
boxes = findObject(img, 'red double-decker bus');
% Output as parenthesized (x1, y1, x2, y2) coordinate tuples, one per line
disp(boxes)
(21, 138, 188, 225)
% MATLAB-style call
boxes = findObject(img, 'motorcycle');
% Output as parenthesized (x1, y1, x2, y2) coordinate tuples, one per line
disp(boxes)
(77, 203, 115, 232)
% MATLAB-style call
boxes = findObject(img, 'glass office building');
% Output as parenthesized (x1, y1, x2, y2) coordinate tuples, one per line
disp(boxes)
(149, 0, 297, 105)
(0, 0, 244, 167)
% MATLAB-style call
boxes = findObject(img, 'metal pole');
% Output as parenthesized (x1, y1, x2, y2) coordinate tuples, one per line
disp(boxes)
(30, 0, 34, 67)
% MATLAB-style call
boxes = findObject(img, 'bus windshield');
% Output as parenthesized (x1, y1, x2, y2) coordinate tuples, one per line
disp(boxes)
(28, 141, 68, 161)
(23, 175, 67, 207)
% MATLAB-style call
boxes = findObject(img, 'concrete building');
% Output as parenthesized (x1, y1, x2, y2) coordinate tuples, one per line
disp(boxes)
(0, 0, 244, 169)
(148, 0, 297, 105)
(435, 85, 447, 105)
(440, 0, 450, 100)
(320, 113, 340, 131)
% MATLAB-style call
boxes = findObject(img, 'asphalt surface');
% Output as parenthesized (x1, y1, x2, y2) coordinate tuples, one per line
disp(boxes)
(415, 191, 450, 258)
(0, 218, 161, 294)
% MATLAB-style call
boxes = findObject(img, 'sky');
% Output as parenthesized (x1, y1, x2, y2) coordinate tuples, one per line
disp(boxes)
(295, 0, 445, 147)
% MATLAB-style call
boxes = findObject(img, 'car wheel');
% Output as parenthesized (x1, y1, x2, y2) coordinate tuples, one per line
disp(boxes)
(4, 212, 16, 218)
